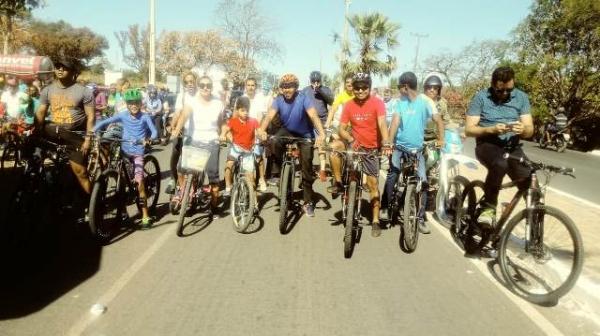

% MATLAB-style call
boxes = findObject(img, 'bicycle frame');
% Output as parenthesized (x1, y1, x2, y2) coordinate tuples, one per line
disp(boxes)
(341, 151, 365, 221)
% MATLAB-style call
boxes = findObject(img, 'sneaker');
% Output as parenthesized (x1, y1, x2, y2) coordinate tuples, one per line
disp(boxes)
(165, 179, 176, 194)
(371, 221, 381, 237)
(303, 203, 315, 217)
(418, 218, 431, 234)
(141, 217, 152, 229)
(327, 182, 343, 194)
(380, 208, 389, 221)
(477, 207, 496, 229)
(223, 188, 231, 197)
(258, 179, 267, 192)
(319, 170, 327, 182)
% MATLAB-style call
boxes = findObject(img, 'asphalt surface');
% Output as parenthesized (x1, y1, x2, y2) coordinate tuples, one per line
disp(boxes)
(0, 144, 599, 335)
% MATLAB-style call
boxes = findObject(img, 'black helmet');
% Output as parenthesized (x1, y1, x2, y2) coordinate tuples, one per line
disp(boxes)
(309, 71, 322, 83)
(53, 55, 82, 73)
(398, 72, 418, 90)
(352, 72, 372, 87)
(424, 75, 443, 88)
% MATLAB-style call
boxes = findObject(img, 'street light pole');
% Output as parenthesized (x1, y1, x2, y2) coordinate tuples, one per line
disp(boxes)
(149, 0, 156, 84)
(410, 32, 428, 75)
(340, 0, 351, 92)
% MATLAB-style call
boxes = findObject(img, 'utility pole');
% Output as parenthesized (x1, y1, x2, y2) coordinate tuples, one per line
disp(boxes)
(410, 32, 428, 74)
(149, 0, 156, 84)
(340, 0, 351, 92)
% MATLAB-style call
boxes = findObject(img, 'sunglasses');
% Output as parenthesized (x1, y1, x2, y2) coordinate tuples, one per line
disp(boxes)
(198, 83, 212, 89)
(353, 85, 370, 92)
(279, 83, 297, 89)
(494, 87, 513, 95)
(425, 85, 440, 91)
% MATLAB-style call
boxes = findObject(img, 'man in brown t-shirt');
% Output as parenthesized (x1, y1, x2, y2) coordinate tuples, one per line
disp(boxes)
(35, 56, 95, 194)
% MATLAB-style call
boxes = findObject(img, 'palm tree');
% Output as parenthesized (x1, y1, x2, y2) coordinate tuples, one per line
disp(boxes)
(340, 13, 400, 77)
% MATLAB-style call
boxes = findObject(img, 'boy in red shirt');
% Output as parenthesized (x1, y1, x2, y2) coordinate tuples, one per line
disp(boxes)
(221, 96, 259, 196)
(328, 73, 392, 237)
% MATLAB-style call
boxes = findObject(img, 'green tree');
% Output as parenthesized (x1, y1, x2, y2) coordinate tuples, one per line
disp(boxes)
(25, 19, 108, 66)
(513, 0, 600, 148)
(115, 24, 150, 81)
(0, 0, 43, 54)
(341, 13, 399, 77)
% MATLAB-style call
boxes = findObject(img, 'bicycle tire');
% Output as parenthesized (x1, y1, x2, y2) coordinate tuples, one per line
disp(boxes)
(436, 175, 470, 226)
(278, 163, 292, 234)
(176, 174, 193, 237)
(453, 180, 485, 236)
(344, 180, 357, 258)
(143, 155, 161, 213)
(89, 169, 123, 244)
(401, 183, 419, 252)
(555, 137, 567, 153)
(498, 205, 584, 304)
(231, 176, 255, 233)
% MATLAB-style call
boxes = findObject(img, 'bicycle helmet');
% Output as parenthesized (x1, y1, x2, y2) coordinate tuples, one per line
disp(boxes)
(424, 75, 443, 89)
(352, 72, 372, 87)
(309, 71, 322, 83)
(123, 88, 143, 102)
(278, 73, 299, 88)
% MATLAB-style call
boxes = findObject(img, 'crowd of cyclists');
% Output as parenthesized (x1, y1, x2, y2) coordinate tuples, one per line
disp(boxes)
(0, 54, 536, 243)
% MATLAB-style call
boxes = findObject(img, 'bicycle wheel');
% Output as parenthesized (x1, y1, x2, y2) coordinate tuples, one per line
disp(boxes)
(436, 175, 470, 226)
(498, 206, 584, 304)
(89, 169, 123, 244)
(401, 183, 419, 252)
(1, 143, 22, 173)
(344, 180, 357, 258)
(231, 176, 256, 233)
(555, 137, 567, 153)
(143, 155, 161, 213)
(176, 174, 193, 237)
(278, 163, 292, 234)
(453, 180, 485, 237)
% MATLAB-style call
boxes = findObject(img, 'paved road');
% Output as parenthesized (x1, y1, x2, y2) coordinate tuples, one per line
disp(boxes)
(463, 139, 600, 205)
(1, 145, 599, 335)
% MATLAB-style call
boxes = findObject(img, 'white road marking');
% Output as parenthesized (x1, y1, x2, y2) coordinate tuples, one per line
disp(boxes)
(68, 227, 173, 336)
(430, 219, 565, 336)
(547, 186, 600, 211)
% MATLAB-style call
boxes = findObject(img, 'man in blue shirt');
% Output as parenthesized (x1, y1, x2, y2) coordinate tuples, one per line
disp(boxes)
(465, 66, 533, 228)
(258, 73, 325, 217)
(381, 72, 445, 234)
(144, 84, 164, 141)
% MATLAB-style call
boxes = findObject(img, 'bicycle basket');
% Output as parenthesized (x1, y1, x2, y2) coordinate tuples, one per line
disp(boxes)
(180, 145, 211, 172)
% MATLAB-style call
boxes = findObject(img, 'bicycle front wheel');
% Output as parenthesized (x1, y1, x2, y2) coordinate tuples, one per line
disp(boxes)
(344, 180, 357, 258)
(436, 175, 470, 226)
(176, 174, 193, 237)
(231, 177, 256, 233)
(401, 183, 419, 253)
(498, 206, 584, 304)
(143, 155, 161, 213)
(89, 169, 123, 244)
(278, 163, 292, 234)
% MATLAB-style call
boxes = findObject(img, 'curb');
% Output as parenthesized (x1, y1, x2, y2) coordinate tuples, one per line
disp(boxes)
(591, 150, 600, 157)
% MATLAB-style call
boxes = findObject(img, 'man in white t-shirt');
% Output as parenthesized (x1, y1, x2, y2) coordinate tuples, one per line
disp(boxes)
(1, 74, 28, 120)
(243, 77, 269, 192)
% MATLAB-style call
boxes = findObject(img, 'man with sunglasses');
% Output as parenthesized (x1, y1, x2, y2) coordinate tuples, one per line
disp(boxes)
(328, 72, 393, 237)
(257, 73, 325, 217)
(381, 72, 445, 234)
(465, 66, 533, 227)
(35, 56, 95, 196)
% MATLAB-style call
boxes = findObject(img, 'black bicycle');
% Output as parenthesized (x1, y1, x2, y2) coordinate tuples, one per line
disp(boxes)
(88, 138, 161, 243)
(273, 135, 313, 234)
(386, 145, 426, 253)
(454, 153, 583, 304)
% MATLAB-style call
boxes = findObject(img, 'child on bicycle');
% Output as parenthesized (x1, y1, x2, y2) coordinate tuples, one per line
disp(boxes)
(220, 96, 259, 197)
(93, 88, 158, 228)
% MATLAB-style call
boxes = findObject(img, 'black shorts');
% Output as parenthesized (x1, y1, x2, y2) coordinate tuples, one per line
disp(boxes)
(43, 124, 85, 165)
(345, 146, 379, 177)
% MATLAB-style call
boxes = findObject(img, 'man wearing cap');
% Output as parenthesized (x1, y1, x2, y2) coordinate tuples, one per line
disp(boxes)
(35, 56, 95, 195)
(381, 71, 445, 234)
(302, 71, 333, 181)
(258, 73, 326, 217)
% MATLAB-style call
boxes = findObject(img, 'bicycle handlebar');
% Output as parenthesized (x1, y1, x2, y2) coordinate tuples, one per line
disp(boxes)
(503, 153, 575, 177)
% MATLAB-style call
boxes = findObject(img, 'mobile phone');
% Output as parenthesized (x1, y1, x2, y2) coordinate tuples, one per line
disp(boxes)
(507, 122, 519, 131)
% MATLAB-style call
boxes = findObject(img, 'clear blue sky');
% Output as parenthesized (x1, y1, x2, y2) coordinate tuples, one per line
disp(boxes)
(34, 0, 532, 86)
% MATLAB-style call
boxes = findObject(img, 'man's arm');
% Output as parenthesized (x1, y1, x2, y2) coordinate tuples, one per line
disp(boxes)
(388, 113, 400, 142)
(35, 104, 49, 129)
(377, 116, 390, 144)
(465, 116, 507, 137)
(432, 113, 445, 145)
(170, 105, 192, 140)
(326, 96, 340, 128)
(259, 106, 276, 133)
(338, 121, 353, 143)
(515, 114, 534, 139)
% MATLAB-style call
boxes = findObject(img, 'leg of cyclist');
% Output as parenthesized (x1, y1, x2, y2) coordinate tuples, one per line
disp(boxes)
(299, 140, 316, 217)
(381, 148, 402, 221)
(475, 142, 510, 227)
(167, 136, 182, 194)
(327, 139, 345, 194)
(205, 142, 221, 212)
(132, 155, 151, 227)
(363, 153, 381, 236)
(416, 152, 430, 234)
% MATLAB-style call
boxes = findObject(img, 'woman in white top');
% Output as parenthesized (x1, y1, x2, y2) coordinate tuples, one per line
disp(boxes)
(171, 75, 225, 211)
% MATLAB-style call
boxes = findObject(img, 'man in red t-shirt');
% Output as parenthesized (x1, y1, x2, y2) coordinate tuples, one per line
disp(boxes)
(220, 96, 259, 196)
(328, 73, 392, 237)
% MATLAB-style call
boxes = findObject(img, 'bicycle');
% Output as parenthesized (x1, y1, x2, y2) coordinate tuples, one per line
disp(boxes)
(385, 144, 427, 253)
(454, 152, 583, 304)
(271, 135, 313, 235)
(172, 139, 220, 237)
(88, 138, 161, 243)
(229, 144, 260, 233)
(0, 121, 32, 174)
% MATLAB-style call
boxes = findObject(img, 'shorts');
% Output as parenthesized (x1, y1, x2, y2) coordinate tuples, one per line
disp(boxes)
(125, 153, 145, 183)
(227, 143, 256, 172)
(43, 124, 85, 165)
(345, 146, 379, 177)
